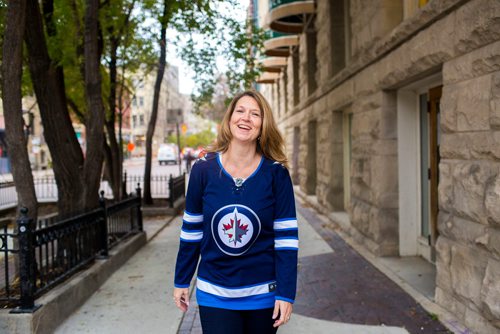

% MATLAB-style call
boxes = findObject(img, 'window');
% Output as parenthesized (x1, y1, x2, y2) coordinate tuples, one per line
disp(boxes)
(292, 50, 300, 107)
(330, 0, 350, 75)
(306, 27, 318, 95)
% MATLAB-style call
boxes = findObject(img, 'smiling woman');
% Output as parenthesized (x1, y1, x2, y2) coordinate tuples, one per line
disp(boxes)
(173, 90, 298, 333)
(230, 96, 263, 145)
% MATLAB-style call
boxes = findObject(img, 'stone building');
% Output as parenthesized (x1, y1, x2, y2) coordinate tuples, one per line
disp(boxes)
(130, 64, 188, 156)
(254, 0, 500, 333)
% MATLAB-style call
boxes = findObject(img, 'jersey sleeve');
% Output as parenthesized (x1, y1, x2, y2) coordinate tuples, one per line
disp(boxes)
(272, 164, 298, 303)
(174, 160, 204, 288)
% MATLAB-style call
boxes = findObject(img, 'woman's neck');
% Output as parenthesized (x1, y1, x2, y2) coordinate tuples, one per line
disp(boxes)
(221, 142, 261, 178)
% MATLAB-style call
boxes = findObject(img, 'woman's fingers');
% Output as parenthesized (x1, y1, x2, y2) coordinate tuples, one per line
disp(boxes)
(272, 300, 293, 327)
(173, 288, 190, 312)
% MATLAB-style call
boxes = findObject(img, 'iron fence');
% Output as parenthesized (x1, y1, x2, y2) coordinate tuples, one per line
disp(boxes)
(0, 189, 142, 312)
(0, 173, 175, 210)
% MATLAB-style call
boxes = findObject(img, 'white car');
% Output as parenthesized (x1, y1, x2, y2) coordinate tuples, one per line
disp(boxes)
(157, 144, 178, 165)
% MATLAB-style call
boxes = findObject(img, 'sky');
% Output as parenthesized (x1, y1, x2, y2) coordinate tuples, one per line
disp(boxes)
(166, 1, 249, 95)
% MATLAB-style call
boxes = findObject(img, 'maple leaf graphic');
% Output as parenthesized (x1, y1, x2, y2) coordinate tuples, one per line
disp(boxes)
(222, 210, 249, 246)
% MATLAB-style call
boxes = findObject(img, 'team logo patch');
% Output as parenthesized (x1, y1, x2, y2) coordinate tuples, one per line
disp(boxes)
(211, 205, 261, 256)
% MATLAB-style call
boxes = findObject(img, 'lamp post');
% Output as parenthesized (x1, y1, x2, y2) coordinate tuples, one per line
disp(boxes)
(167, 108, 183, 175)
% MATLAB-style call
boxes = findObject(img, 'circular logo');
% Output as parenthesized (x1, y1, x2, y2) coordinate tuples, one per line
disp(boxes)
(211, 204, 261, 256)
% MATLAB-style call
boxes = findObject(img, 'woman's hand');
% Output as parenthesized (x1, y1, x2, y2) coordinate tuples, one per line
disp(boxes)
(272, 300, 293, 327)
(173, 287, 190, 312)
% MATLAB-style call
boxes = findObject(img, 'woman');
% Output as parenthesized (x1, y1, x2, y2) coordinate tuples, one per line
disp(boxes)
(173, 90, 298, 333)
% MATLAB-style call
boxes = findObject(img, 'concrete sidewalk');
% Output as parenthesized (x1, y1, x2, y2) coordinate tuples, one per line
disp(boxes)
(55, 216, 185, 333)
(54, 207, 421, 334)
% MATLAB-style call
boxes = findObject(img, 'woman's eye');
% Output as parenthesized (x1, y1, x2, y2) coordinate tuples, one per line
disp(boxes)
(235, 109, 244, 113)
(252, 113, 261, 118)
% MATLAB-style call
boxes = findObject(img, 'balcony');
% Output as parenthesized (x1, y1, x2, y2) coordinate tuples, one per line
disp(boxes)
(264, 31, 299, 57)
(259, 57, 288, 73)
(256, 72, 280, 84)
(267, 0, 315, 34)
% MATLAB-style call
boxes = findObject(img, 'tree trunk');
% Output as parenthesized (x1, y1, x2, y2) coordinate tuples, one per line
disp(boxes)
(82, 0, 105, 210)
(24, 0, 84, 216)
(1, 0, 38, 219)
(103, 1, 136, 201)
(104, 35, 122, 201)
(144, 0, 168, 204)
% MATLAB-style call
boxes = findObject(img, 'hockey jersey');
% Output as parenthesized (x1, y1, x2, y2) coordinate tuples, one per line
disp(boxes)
(174, 152, 298, 310)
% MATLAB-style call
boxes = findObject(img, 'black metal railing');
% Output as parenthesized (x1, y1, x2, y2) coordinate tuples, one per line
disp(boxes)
(0, 187, 142, 312)
(169, 174, 186, 208)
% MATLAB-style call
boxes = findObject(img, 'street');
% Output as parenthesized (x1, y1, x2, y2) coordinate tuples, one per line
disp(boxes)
(0, 158, 189, 210)
(123, 157, 187, 177)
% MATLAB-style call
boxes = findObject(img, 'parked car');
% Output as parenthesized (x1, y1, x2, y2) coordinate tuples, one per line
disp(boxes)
(157, 144, 178, 165)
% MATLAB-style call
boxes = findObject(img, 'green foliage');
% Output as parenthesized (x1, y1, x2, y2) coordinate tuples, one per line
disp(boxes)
(172, 1, 265, 117)
(167, 128, 216, 150)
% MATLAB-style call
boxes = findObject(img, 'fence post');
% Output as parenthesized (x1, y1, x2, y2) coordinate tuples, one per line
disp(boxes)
(168, 174, 174, 208)
(122, 171, 127, 198)
(11, 207, 40, 313)
(98, 191, 109, 258)
(136, 183, 143, 232)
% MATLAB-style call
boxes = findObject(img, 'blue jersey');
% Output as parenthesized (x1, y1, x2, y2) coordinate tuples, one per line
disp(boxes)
(174, 152, 298, 310)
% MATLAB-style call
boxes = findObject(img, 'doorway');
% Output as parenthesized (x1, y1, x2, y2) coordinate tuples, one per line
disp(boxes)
(397, 74, 442, 263)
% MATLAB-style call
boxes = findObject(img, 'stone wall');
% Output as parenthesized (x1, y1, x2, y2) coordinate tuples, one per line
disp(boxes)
(349, 0, 403, 59)
(263, 0, 500, 332)
(434, 1, 500, 331)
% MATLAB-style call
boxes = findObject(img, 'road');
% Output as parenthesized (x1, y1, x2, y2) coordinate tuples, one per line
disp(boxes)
(123, 157, 187, 177)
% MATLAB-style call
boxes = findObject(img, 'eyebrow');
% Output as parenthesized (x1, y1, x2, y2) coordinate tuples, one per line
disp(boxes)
(236, 106, 260, 113)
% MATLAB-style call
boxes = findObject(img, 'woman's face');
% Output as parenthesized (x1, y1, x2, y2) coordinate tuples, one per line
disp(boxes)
(229, 95, 262, 144)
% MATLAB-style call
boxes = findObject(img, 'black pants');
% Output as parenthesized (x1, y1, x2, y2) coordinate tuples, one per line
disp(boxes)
(199, 305, 278, 334)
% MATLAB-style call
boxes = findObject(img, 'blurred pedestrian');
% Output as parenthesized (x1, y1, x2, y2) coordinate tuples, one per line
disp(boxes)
(173, 90, 298, 333)
(185, 150, 194, 174)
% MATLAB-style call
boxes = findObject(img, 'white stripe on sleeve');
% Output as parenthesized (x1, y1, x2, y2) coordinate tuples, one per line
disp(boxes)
(274, 238, 299, 249)
(183, 212, 203, 223)
(273, 219, 298, 230)
(180, 230, 203, 241)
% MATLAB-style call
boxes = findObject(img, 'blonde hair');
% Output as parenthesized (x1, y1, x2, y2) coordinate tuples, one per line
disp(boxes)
(206, 90, 288, 167)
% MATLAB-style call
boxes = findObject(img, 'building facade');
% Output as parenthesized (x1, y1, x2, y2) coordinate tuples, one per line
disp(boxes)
(255, 0, 500, 333)
(130, 64, 188, 156)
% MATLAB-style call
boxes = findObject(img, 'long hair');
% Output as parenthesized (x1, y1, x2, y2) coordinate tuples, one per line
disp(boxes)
(206, 90, 288, 167)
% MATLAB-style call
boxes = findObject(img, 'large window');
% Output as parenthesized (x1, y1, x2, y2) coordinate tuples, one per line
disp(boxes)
(330, 0, 350, 76)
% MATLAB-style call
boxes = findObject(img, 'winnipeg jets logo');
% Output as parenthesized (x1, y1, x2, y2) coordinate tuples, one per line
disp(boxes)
(222, 209, 249, 246)
(212, 205, 261, 256)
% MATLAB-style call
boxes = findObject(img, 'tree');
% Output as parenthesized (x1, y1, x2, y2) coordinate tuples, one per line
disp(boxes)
(24, 0, 86, 216)
(101, 0, 156, 201)
(1, 0, 37, 219)
(82, 0, 105, 210)
(143, 0, 168, 204)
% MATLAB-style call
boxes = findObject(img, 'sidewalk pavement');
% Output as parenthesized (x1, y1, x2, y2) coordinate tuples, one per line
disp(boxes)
(55, 203, 450, 334)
